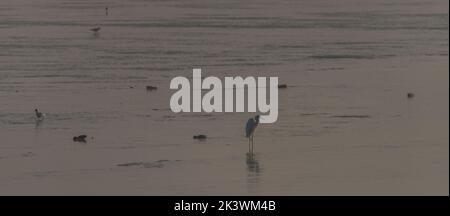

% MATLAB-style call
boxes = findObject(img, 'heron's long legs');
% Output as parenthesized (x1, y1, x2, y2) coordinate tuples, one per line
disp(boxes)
(250, 134, 254, 154)
(250, 134, 254, 153)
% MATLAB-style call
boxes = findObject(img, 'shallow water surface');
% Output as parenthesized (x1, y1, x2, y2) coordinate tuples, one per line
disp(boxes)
(0, 0, 448, 195)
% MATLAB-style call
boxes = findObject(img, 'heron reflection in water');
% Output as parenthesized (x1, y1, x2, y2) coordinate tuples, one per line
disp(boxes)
(246, 152, 261, 174)
(245, 151, 262, 194)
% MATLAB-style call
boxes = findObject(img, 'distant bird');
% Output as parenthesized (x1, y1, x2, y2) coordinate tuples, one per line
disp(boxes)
(73, 135, 87, 143)
(407, 92, 414, 99)
(90, 27, 101, 33)
(245, 115, 260, 153)
(146, 86, 158, 91)
(34, 109, 45, 121)
(193, 135, 207, 140)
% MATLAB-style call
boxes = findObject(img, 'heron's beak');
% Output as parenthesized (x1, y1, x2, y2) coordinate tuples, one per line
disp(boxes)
(257, 116, 263, 121)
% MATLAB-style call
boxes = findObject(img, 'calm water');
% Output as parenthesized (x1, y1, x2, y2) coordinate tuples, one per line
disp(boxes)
(0, 0, 448, 195)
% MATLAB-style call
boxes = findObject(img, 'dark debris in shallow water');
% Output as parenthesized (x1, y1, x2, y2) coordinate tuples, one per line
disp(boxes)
(278, 84, 288, 89)
(73, 135, 88, 143)
(21, 152, 36, 157)
(331, 115, 371, 118)
(146, 85, 158, 91)
(117, 159, 181, 168)
(300, 112, 329, 116)
(193, 134, 207, 140)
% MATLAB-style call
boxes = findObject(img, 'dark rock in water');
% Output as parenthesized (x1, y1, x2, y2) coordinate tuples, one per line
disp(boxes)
(146, 86, 158, 91)
(193, 135, 207, 140)
(278, 84, 288, 89)
(73, 135, 87, 142)
(407, 92, 414, 98)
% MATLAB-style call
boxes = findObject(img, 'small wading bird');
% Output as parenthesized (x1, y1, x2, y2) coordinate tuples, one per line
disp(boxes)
(245, 115, 260, 153)
(34, 109, 45, 121)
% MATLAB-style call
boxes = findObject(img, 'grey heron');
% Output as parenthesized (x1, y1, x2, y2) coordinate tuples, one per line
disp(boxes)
(245, 115, 260, 153)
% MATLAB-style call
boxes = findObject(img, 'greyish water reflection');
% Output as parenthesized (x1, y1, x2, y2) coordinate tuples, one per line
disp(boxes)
(246, 152, 262, 194)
